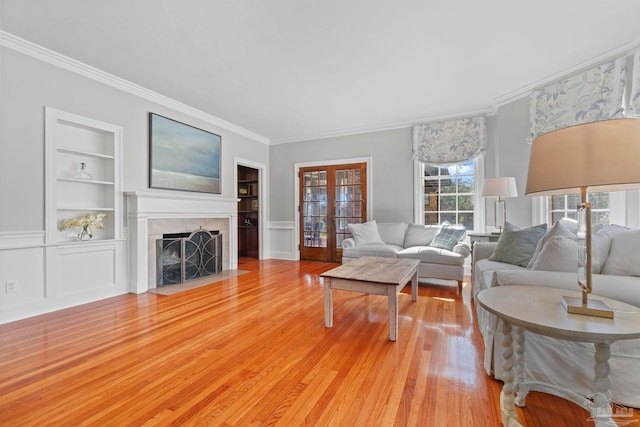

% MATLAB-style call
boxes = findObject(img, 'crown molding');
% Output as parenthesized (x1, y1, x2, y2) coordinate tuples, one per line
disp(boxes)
(495, 36, 640, 108)
(0, 31, 270, 145)
(269, 107, 496, 144)
(3, 30, 638, 145)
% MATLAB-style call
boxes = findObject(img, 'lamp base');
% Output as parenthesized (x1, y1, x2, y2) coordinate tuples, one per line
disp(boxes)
(561, 296, 614, 319)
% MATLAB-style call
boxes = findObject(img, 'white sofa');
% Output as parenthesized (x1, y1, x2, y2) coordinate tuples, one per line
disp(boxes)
(472, 221, 640, 407)
(341, 221, 471, 291)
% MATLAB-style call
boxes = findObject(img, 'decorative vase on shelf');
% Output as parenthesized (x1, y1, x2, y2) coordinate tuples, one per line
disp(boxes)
(77, 224, 93, 241)
(73, 162, 93, 180)
(59, 213, 106, 242)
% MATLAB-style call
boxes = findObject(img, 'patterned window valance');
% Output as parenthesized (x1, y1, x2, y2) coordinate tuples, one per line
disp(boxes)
(412, 116, 486, 166)
(529, 56, 627, 142)
(630, 49, 640, 116)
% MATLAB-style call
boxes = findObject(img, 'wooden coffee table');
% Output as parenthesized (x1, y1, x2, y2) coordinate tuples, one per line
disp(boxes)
(321, 256, 420, 341)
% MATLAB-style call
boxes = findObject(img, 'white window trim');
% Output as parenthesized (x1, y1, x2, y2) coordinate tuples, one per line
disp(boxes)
(531, 191, 626, 226)
(413, 157, 485, 231)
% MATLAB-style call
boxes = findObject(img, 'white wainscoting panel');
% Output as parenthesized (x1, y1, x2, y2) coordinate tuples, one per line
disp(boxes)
(57, 243, 118, 296)
(0, 245, 46, 308)
(0, 231, 127, 325)
(268, 221, 297, 260)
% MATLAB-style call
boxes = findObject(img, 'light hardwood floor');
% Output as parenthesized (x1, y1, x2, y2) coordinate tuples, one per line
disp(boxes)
(0, 259, 638, 426)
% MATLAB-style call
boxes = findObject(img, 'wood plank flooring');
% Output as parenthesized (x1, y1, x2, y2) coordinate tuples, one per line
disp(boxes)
(0, 258, 638, 426)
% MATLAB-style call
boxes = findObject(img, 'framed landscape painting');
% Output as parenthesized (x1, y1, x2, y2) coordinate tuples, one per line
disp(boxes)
(149, 113, 221, 194)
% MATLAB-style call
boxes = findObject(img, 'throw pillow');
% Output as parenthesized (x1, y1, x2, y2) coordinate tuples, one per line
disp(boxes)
(348, 220, 385, 246)
(527, 219, 576, 269)
(530, 236, 578, 272)
(558, 217, 578, 234)
(376, 222, 407, 247)
(430, 224, 466, 251)
(601, 230, 640, 276)
(488, 222, 548, 267)
(590, 224, 630, 273)
(403, 223, 440, 248)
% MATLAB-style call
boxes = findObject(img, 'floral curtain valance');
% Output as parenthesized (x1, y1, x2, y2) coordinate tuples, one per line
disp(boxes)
(630, 49, 640, 116)
(529, 56, 627, 142)
(412, 116, 486, 166)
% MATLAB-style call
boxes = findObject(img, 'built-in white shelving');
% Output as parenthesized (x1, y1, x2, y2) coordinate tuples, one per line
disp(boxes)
(45, 108, 122, 244)
(42, 107, 126, 305)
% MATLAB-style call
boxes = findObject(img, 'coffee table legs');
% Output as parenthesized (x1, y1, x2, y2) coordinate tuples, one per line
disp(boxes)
(324, 278, 333, 328)
(323, 271, 418, 341)
(388, 286, 398, 341)
(411, 270, 417, 302)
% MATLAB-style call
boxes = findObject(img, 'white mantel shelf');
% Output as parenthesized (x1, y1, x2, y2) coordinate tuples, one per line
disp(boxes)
(126, 190, 239, 294)
(126, 190, 239, 216)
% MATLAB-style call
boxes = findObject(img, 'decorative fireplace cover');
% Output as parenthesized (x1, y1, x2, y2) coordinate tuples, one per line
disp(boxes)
(156, 229, 222, 286)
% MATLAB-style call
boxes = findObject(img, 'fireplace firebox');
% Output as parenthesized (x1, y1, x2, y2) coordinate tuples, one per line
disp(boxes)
(156, 228, 222, 286)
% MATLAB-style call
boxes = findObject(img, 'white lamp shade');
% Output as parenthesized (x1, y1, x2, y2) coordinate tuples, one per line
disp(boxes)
(482, 177, 518, 198)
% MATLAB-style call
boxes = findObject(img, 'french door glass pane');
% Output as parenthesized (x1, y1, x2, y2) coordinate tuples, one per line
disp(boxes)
(336, 168, 363, 249)
(302, 171, 327, 248)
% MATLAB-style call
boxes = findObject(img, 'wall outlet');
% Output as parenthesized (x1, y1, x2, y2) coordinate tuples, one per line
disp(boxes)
(5, 281, 17, 294)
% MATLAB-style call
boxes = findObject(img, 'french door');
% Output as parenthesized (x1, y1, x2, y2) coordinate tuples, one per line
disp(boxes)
(299, 162, 367, 262)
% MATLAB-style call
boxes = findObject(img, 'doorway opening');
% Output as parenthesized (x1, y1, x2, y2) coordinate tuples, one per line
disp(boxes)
(237, 165, 259, 258)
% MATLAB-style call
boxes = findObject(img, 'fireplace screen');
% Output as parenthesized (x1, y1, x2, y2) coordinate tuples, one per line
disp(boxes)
(157, 229, 222, 286)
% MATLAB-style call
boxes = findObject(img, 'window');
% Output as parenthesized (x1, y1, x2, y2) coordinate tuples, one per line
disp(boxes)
(422, 159, 475, 230)
(549, 193, 610, 225)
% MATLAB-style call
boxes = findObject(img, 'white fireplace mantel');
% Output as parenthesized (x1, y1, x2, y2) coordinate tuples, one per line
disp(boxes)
(126, 190, 238, 293)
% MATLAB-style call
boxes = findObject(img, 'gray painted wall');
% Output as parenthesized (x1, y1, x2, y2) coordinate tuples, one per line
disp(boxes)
(269, 127, 415, 223)
(269, 93, 639, 234)
(491, 97, 534, 228)
(268, 101, 536, 230)
(0, 46, 269, 232)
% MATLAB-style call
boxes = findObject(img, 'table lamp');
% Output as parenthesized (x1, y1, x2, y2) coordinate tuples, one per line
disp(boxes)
(525, 118, 640, 318)
(482, 177, 518, 233)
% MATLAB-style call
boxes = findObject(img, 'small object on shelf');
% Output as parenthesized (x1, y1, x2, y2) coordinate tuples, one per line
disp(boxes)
(244, 218, 252, 226)
(252, 199, 259, 210)
(73, 162, 93, 180)
(239, 186, 249, 195)
(58, 213, 107, 241)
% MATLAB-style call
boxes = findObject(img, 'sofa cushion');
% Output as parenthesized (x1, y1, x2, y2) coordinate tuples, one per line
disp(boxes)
(343, 244, 402, 259)
(591, 224, 631, 273)
(398, 247, 465, 266)
(347, 220, 385, 246)
(527, 220, 576, 269)
(430, 224, 466, 250)
(601, 230, 640, 276)
(376, 222, 407, 247)
(530, 236, 578, 272)
(403, 223, 439, 248)
(488, 222, 547, 268)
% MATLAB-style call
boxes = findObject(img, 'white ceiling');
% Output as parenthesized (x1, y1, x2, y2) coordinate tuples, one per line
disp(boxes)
(2, 0, 640, 144)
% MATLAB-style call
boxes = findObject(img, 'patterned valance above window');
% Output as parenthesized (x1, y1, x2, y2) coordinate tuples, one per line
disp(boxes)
(529, 56, 628, 142)
(630, 49, 640, 116)
(412, 116, 486, 166)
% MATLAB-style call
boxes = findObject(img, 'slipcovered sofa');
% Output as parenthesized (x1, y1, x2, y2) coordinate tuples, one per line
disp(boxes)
(472, 220, 640, 407)
(341, 220, 471, 291)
